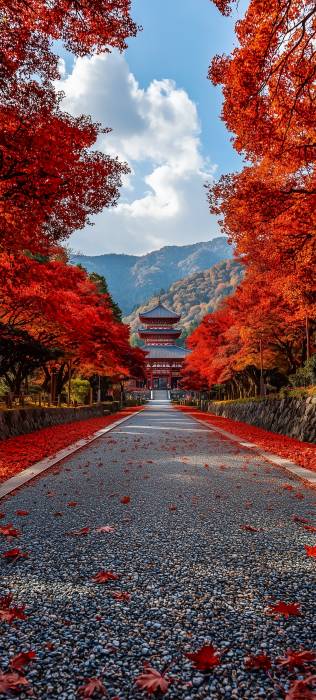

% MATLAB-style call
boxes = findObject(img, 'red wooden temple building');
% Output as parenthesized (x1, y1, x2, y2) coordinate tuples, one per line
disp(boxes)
(134, 299, 190, 389)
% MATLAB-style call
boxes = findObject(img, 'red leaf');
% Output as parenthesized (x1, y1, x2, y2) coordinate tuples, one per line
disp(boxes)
(94, 525, 115, 533)
(2, 549, 29, 560)
(276, 650, 316, 673)
(305, 544, 316, 557)
(244, 652, 271, 670)
(135, 667, 169, 695)
(0, 513, 5, 518)
(9, 651, 36, 673)
(77, 676, 108, 698)
(54, 512, 63, 516)
(241, 525, 258, 531)
(303, 526, 316, 532)
(120, 497, 130, 504)
(170, 506, 177, 510)
(295, 493, 304, 499)
(293, 517, 309, 523)
(16, 511, 29, 516)
(268, 602, 301, 619)
(0, 671, 29, 694)
(92, 571, 118, 583)
(0, 524, 20, 538)
(185, 642, 223, 671)
(68, 503, 78, 506)
(66, 527, 90, 536)
(285, 676, 316, 700)
(0, 595, 27, 625)
(112, 591, 131, 601)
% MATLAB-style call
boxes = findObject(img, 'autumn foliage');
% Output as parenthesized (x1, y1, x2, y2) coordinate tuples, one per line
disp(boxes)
(180, 0, 316, 394)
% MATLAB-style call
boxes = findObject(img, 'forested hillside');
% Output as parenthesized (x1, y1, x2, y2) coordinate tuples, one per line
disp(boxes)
(72, 237, 233, 315)
(126, 259, 244, 347)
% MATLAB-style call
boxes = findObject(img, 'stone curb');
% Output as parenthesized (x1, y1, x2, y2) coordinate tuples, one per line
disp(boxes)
(0, 409, 145, 500)
(185, 412, 316, 485)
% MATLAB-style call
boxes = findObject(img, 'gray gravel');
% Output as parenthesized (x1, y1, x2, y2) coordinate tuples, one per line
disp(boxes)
(0, 401, 315, 700)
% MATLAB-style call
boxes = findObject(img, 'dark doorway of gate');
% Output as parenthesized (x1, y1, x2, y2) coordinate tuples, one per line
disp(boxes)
(153, 378, 168, 389)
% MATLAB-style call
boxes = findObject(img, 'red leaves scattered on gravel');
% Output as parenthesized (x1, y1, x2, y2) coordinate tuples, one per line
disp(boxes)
(185, 642, 223, 671)
(268, 602, 301, 619)
(0, 409, 141, 483)
(92, 571, 118, 583)
(175, 407, 316, 473)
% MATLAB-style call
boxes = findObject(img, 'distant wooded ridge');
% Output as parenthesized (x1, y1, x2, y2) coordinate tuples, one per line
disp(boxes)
(125, 258, 244, 348)
(72, 237, 233, 316)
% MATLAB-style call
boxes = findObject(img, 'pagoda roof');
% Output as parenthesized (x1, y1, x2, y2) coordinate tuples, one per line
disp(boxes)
(143, 345, 190, 359)
(139, 302, 180, 320)
(138, 327, 181, 335)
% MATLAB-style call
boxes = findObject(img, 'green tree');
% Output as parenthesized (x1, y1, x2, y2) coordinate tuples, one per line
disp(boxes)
(77, 265, 122, 323)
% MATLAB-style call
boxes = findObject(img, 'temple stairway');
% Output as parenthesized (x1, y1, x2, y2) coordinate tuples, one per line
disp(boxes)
(152, 390, 170, 401)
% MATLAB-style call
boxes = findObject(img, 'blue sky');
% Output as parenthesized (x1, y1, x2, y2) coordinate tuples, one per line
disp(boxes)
(57, 0, 247, 256)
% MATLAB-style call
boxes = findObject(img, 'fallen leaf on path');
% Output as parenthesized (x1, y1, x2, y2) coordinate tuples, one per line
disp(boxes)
(92, 571, 118, 583)
(54, 512, 63, 516)
(94, 526, 115, 533)
(135, 667, 169, 695)
(293, 517, 308, 523)
(276, 649, 316, 672)
(0, 595, 27, 625)
(9, 651, 36, 673)
(303, 526, 316, 532)
(268, 602, 301, 619)
(305, 544, 316, 557)
(2, 549, 29, 561)
(170, 506, 177, 510)
(285, 676, 316, 700)
(120, 497, 130, 504)
(241, 526, 258, 531)
(77, 676, 108, 698)
(295, 493, 304, 499)
(68, 503, 78, 506)
(16, 511, 29, 516)
(0, 671, 29, 694)
(185, 642, 223, 671)
(66, 527, 90, 536)
(0, 513, 4, 519)
(244, 652, 271, 670)
(0, 524, 20, 540)
(112, 591, 131, 601)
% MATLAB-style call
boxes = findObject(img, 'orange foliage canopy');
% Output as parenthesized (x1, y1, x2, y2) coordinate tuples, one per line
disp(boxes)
(0, 0, 137, 255)
(207, 0, 316, 314)
(180, 270, 312, 396)
(0, 253, 146, 392)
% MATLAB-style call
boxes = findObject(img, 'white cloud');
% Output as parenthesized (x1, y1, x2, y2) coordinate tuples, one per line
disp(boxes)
(58, 51, 220, 255)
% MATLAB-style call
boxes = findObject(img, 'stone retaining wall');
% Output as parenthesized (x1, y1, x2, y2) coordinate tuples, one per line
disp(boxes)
(0, 405, 106, 441)
(204, 396, 316, 444)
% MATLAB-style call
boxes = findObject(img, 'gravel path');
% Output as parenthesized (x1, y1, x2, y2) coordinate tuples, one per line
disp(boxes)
(0, 401, 315, 700)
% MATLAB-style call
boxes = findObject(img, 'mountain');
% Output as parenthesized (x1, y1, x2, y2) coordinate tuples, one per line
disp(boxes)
(71, 237, 233, 316)
(125, 258, 244, 347)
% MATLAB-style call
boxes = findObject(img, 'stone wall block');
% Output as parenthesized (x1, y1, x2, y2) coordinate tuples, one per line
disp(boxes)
(0, 404, 105, 441)
(207, 397, 316, 444)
